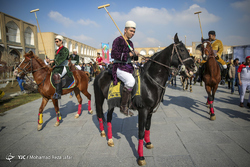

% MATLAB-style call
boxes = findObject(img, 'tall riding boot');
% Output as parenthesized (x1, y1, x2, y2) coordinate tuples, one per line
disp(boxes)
(120, 87, 134, 116)
(52, 73, 62, 99)
(220, 69, 227, 85)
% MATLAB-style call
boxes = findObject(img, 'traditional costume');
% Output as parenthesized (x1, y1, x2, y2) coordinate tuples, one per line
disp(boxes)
(111, 20, 136, 116)
(69, 49, 81, 70)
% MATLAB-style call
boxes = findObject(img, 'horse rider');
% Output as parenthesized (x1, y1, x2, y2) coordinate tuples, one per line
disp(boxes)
(96, 53, 103, 69)
(200, 30, 227, 85)
(69, 49, 81, 70)
(111, 20, 139, 116)
(51, 35, 72, 99)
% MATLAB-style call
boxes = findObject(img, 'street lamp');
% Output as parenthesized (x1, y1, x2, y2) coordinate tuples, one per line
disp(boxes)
(30, 9, 47, 57)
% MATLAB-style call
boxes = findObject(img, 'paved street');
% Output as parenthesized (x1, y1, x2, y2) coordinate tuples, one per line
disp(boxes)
(0, 78, 250, 167)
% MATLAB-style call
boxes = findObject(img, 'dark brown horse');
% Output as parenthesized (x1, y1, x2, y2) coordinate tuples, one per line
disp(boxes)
(201, 40, 221, 120)
(16, 51, 92, 131)
(91, 59, 102, 77)
(94, 34, 196, 166)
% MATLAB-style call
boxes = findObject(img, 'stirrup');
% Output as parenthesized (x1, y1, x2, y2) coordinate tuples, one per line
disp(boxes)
(120, 106, 134, 116)
(52, 93, 61, 99)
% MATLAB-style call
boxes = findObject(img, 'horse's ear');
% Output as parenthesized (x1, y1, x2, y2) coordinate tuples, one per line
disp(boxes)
(28, 50, 34, 55)
(174, 33, 179, 44)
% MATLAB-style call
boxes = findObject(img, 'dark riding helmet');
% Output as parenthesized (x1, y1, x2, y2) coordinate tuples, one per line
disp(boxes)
(208, 31, 216, 36)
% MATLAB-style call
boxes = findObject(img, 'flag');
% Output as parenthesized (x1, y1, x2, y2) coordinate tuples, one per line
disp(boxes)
(101, 43, 109, 63)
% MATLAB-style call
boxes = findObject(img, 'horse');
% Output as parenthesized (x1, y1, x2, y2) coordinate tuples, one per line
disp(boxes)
(94, 34, 196, 166)
(201, 39, 221, 121)
(91, 58, 102, 77)
(16, 51, 93, 131)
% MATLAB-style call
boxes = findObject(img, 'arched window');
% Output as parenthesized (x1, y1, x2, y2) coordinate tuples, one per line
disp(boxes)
(84, 47, 87, 55)
(24, 27, 34, 46)
(87, 48, 89, 55)
(81, 46, 83, 54)
(140, 50, 146, 56)
(75, 43, 78, 52)
(68, 41, 72, 52)
(0, 25, 2, 40)
(148, 49, 155, 55)
(63, 39, 67, 48)
(6, 21, 20, 43)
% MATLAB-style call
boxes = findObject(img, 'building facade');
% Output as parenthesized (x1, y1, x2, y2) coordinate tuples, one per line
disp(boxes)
(0, 12, 38, 66)
(38, 32, 97, 64)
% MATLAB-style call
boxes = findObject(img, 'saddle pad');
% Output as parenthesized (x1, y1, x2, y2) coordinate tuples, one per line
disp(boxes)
(107, 69, 141, 109)
(50, 74, 76, 89)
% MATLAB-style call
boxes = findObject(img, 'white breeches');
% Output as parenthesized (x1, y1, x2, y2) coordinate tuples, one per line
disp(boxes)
(75, 65, 81, 70)
(240, 81, 250, 103)
(59, 66, 67, 78)
(117, 68, 135, 88)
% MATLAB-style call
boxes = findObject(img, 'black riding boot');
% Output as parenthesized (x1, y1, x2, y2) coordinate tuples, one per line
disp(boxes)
(120, 87, 134, 116)
(220, 69, 227, 85)
(52, 73, 62, 99)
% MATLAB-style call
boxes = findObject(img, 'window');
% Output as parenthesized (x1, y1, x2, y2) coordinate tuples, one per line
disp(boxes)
(6, 21, 20, 43)
(24, 27, 34, 46)
(68, 41, 72, 52)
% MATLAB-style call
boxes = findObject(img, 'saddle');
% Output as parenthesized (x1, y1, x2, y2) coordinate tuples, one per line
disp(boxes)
(107, 68, 143, 110)
(201, 60, 224, 74)
(50, 74, 76, 89)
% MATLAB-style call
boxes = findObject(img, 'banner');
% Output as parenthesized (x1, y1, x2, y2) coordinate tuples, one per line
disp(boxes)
(101, 43, 109, 63)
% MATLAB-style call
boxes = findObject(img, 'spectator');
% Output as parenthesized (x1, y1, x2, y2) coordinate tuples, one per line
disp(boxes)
(234, 58, 240, 95)
(229, 59, 235, 94)
(227, 59, 233, 89)
(238, 56, 250, 107)
(14, 69, 26, 94)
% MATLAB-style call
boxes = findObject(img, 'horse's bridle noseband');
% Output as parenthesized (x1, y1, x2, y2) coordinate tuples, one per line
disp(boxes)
(17, 57, 48, 86)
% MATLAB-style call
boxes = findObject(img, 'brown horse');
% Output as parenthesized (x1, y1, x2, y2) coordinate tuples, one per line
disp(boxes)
(201, 40, 221, 120)
(91, 59, 102, 77)
(16, 51, 93, 130)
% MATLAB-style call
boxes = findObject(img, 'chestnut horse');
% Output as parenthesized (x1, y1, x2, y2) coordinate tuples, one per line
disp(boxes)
(16, 51, 92, 131)
(201, 40, 221, 120)
(94, 34, 196, 166)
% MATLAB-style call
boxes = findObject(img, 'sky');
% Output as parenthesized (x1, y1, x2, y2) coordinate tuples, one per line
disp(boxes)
(1, 0, 250, 49)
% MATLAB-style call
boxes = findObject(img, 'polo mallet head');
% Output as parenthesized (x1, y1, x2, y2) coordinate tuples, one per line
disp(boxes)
(194, 11, 203, 38)
(98, 4, 110, 9)
(30, 9, 39, 13)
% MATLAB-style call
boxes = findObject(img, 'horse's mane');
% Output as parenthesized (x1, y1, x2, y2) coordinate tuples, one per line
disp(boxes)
(24, 51, 52, 70)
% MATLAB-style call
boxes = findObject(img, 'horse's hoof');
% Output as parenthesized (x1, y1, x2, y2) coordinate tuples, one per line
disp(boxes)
(54, 121, 60, 127)
(145, 142, 154, 149)
(107, 139, 114, 147)
(137, 157, 146, 166)
(210, 115, 216, 121)
(100, 130, 106, 137)
(75, 114, 79, 119)
(88, 110, 93, 115)
(37, 124, 42, 131)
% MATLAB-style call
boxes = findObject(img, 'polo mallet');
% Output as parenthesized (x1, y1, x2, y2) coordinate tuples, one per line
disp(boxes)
(98, 4, 134, 53)
(30, 9, 47, 56)
(194, 11, 203, 39)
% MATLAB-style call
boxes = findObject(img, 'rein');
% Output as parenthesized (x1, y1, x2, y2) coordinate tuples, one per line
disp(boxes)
(137, 43, 191, 113)
(17, 57, 48, 86)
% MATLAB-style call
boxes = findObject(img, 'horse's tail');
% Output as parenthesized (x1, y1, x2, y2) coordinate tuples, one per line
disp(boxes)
(93, 72, 106, 122)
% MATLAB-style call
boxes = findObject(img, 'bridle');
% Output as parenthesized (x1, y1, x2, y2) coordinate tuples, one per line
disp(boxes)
(17, 57, 48, 86)
(202, 41, 215, 58)
(139, 43, 193, 90)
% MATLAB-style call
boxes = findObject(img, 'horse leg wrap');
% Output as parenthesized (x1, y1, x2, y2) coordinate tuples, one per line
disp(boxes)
(78, 104, 82, 115)
(210, 101, 214, 114)
(107, 122, 112, 139)
(88, 100, 91, 111)
(98, 118, 104, 131)
(144, 130, 150, 143)
(56, 111, 62, 122)
(38, 113, 43, 124)
(138, 139, 144, 157)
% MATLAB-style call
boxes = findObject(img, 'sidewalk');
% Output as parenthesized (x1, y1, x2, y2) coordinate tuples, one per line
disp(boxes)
(0, 80, 250, 167)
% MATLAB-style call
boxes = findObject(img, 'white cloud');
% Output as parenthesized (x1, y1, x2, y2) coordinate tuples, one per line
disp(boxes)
(77, 19, 99, 27)
(231, 0, 250, 13)
(71, 34, 94, 43)
(48, 11, 99, 27)
(109, 4, 219, 27)
(48, 11, 74, 27)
